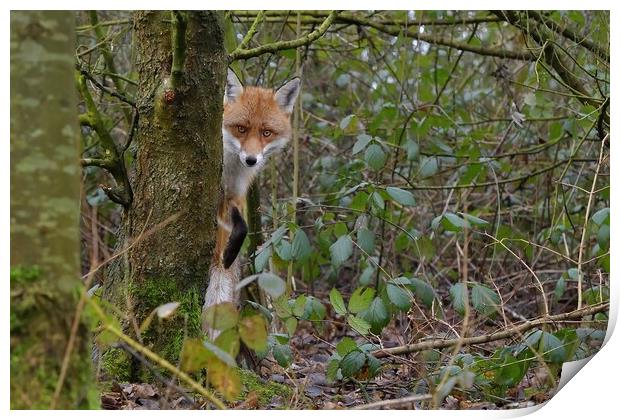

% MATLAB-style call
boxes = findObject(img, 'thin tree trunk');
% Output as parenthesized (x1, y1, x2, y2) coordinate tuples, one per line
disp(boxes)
(10, 11, 94, 408)
(100, 11, 226, 381)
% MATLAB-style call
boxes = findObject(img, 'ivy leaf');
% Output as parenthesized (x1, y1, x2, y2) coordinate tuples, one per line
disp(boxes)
(293, 294, 307, 318)
(386, 187, 416, 206)
(348, 287, 375, 314)
(591, 207, 610, 225)
(330, 235, 353, 267)
(364, 144, 387, 171)
(329, 288, 347, 315)
(405, 139, 419, 160)
(541, 331, 567, 363)
(370, 191, 385, 211)
(340, 350, 366, 378)
(471, 283, 500, 316)
(386, 283, 411, 311)
(258, 272, 286, 298)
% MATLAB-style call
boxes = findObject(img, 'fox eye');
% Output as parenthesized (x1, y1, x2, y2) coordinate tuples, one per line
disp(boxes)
(262, 129, 272, 137)
(237, 125, 247, 133)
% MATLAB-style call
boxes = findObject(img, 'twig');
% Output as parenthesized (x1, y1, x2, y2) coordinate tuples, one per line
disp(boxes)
(577, 134, 608, 309)
(229, 11, 340, 61)
(352, 393, 432, 409)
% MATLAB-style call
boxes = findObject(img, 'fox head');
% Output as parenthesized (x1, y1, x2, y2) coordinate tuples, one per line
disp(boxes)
(223, 69, 301, 168)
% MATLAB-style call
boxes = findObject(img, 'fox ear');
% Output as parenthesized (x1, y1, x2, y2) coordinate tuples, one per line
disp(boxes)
(225, 68, 243, 103)
(274, 77, 301, 114)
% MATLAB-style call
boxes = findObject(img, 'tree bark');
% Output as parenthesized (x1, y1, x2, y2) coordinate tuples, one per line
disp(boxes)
(10, 11, 94, 408)
(100, 11, 226, 381)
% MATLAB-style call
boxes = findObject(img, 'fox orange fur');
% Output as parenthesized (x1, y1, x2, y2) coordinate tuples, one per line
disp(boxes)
(203, 69, 300, 338)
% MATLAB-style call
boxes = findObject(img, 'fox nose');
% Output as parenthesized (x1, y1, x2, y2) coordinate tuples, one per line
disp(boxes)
(245, 156, 258, 166)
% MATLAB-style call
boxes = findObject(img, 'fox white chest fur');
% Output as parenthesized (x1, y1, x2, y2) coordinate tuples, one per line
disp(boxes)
(203, 69, 300, 338)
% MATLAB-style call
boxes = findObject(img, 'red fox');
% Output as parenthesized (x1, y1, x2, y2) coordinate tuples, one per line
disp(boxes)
(203, 69, 300, 337)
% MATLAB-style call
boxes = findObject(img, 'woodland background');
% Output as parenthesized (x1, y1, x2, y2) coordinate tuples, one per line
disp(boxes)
(10, 10, 610, 410)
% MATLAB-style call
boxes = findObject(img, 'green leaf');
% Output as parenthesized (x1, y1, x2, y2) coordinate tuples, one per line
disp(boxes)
(419, 156, 439, 178)
(541, 331, 566, 363)
(591, 207, 610, 225)
(272, 294, 293, 318)
(443, 212, 470, 232)
(214, 329, 241, 358)
(180, 338, 211, 372)
(348, 287, 375, 314)
(330, 235, 353, 267)
(340, 114, 357, 132)
(409, 277, 435, 307)
(291, 229, 311, 261)
(386, 187, 416, 206)
(207, 359, 241, 401)
(254, 246, 271, 272)
(370, 191, 385, 211)
(353, 134, 372, 155)
(326, 358, 341, 383)
(258, 272, 286, 298)
(450, 283, 468, 315)
(273, 344, 293, 367)
(597, 224, 610, 249)
(202, 302, 238, 331)
(359, 297, 389, 334)
(275, 239, 292, 261)
(203, 340, 238, 367)
(357, 228, 375, 255)
(386, 283, 411, 311)
(554, 276, 566, 303)
(347, 315, 371, 335)
(364, 144, 387, 171)
(329, 288, 347, 315)
(284, 316, 298, 336)
(460, 213, 489, 227)
(405, 140, 419, 160)
(293, 294, 307, 317)
(336, 337, 358, 357)
(471, 283, 500, 316)
(238, 314, 268, 352)
(340, 350, 366, 378)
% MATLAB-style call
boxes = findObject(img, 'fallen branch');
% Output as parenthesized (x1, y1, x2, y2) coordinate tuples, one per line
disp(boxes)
(372, 302, 609, 358)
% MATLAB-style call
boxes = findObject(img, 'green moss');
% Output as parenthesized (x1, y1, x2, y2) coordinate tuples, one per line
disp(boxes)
(98, 276, 204, 382)
(11, 265, 95, 409)
(237, 369, 292, 407)
(100, 347, 132, 383)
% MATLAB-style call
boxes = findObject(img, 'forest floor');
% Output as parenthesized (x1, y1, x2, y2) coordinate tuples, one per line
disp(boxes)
(99, 319, 555, 410)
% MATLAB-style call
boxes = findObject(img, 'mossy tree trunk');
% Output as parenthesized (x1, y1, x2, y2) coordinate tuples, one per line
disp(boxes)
(10, 11, 94, 408)
(101, 11, 226, 381)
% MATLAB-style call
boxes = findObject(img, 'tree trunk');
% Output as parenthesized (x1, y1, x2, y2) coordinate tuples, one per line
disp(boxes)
(10, 11, 94, 408)
(100, 11, 226, 381)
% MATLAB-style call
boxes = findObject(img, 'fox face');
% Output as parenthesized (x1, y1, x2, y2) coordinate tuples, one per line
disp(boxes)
(222, 70, 300, 170)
